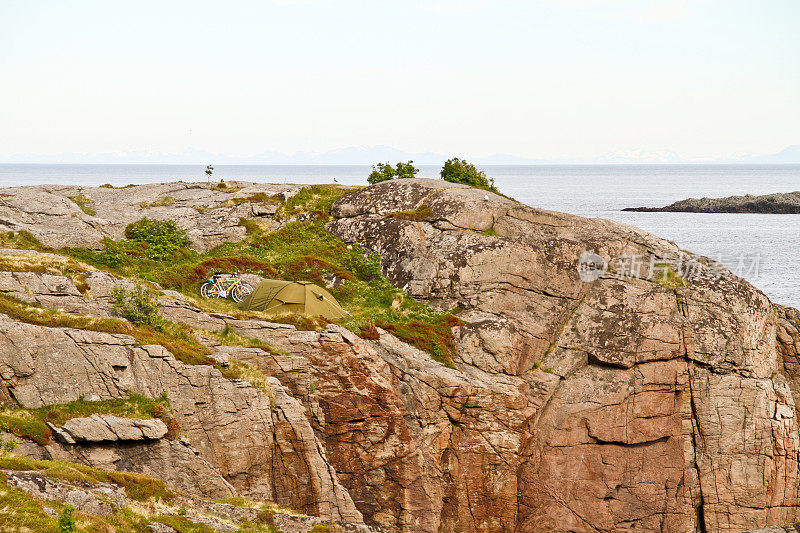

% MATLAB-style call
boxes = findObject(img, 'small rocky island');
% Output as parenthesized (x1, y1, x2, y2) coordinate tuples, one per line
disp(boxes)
(623, 190, 800, 213)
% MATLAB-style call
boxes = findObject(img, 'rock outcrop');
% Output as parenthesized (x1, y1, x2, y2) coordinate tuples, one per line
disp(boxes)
(326, 178, 800, 532)
(2, 179, 800, 532)
(0, 310, 363, 523)
(3, 469, 129, 516)
(0, 181, 308, 251)
(51, 414, 168, 443)
(622, 190, 800, 213)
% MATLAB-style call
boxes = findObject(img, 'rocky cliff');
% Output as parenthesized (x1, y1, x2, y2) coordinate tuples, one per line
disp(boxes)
(1, 179, 799, 532)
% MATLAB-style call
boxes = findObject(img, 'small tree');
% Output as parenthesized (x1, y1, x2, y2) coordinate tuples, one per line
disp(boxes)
(205, 165, 214, 184)
(395, 161, 419, 179)
(59, 504, 76, 533)
(440, 157, 497, 192)
(367, 162, 396, 184)
(112, 284, 166, 331)
(367, 161, 419, 184)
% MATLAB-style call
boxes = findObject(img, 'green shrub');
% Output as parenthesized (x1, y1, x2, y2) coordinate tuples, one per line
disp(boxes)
(367, 161, 419, 184)
(112, 284, 166, 331)
(124, 218, 192, 261)
(440, 157, 497, 193)
(58, 504, 75, 533)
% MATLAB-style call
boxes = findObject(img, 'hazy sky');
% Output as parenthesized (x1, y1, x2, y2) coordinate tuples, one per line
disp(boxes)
(1, 0, 798, 161)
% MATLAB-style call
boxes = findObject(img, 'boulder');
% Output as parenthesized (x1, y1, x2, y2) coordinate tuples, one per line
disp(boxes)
(57, 414, 168, 442)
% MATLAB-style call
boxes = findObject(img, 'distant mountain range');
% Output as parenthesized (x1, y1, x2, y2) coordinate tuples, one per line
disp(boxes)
(3, 145, 799, 165)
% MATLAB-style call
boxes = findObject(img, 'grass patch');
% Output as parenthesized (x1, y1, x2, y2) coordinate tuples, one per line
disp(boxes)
(0, 230, 54, 253)
(214, 181, 243, 193)
(67, 195, 96, 216)
(156, 515, 218, 533)
(0, 251, 91, 294)
(224, 192, 283, 207)
(32, 393, 171, 427)
(653, 264, 687, 288)
(99, 183, 137, 189)
(0, 473, 59, 532)
(0, 414, 51, 445)
(481, 227, 498, 237)
(207, 326, 287, 356)
(275, 184, 356, 220)
(140, 196, 177, 209)
(386, 204, 432, 221)
(0, 455, 174, 502)
(217, 361, 275, 406)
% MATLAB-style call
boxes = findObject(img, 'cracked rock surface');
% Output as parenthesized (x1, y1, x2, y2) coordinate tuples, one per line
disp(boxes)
(2, 179, 800, 531)
(326, 178, 800, 532)
(0, 181, 306, 252)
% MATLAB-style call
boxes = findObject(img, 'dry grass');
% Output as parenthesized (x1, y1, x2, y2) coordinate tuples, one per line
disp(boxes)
(223, 192, 283, 207)
(0, 293, 214, 367)
(140, 196, 178, 209)
(0, 454, 174, 502)
(0, 252, 92, 294)
(213, 181, 243, 193)
(67, 195, 96, 216)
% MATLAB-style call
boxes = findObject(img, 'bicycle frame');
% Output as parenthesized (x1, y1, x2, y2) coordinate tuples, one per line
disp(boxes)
(208, 276, 241, 298)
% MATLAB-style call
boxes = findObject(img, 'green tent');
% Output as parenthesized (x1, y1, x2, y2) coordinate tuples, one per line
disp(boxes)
(238, 279, 348, 320)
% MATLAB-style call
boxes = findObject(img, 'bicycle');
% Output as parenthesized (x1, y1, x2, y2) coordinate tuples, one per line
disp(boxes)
(200, 271, 254, 303)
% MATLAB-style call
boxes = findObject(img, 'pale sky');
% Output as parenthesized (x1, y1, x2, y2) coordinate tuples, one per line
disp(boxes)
(1, 0, 798, 161)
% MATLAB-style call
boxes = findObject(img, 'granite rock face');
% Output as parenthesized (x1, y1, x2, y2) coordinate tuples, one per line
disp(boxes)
(326, 178, 800, 532)
(0, 181, 307, 251)
(2, 179, 800, 531)
(0, 313, 362, 523)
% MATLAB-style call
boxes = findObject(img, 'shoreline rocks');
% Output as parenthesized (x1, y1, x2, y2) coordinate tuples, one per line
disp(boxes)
(623, 190, 800, 213)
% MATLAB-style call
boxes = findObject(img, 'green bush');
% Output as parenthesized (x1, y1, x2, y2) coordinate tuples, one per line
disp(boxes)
(112, 284, 166, 331)
(124, 218, 192, 261)
(98, 237, 127, 267)
(394, 161, 419, 179)
(440, 157, 497, 192)
(367, 161, 419, 184)
(59, 504, 75, 533)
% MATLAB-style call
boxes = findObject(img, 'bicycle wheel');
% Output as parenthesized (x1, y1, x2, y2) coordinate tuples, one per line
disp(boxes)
(232, 283, 254, 303)
(200, 281, 212, 298)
